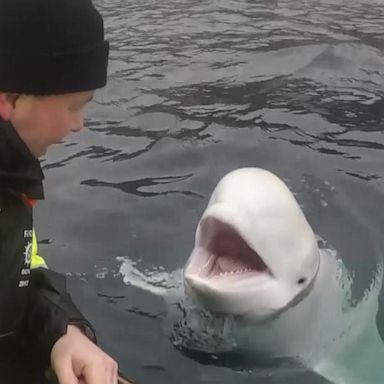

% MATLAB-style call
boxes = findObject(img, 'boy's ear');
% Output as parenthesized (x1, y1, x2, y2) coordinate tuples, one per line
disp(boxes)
(0, 92, 16, 120)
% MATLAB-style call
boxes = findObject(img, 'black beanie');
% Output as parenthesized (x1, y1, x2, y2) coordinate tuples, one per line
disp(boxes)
(0, 0, 109, 95)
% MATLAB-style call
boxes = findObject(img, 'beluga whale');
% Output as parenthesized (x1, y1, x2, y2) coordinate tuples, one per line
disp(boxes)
(184, 167, 319, 320)
(119, 168, 384, 384)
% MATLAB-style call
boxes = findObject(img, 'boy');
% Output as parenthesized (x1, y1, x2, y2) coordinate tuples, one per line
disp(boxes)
(0, 0, 121, 383)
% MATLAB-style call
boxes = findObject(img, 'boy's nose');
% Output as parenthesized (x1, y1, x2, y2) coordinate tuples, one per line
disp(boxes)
(71, 119, 84, 133)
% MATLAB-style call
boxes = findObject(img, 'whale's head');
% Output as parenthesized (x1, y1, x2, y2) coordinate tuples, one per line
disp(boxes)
(184, 168, 320, 320)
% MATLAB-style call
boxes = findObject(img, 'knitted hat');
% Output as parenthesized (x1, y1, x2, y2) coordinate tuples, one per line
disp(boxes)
(0, 0, 109, 95)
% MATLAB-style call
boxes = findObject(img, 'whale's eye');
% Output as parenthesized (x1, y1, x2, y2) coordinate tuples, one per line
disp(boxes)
(297, 277, 306, 285)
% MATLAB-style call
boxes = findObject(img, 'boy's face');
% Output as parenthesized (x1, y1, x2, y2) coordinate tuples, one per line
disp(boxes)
(7, 91, 94, 158)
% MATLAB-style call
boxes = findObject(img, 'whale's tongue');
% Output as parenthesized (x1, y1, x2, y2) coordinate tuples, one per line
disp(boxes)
(204, 221, 268, 278)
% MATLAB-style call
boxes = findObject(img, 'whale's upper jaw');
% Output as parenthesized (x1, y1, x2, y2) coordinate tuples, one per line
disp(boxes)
(185, 217, 272, 283)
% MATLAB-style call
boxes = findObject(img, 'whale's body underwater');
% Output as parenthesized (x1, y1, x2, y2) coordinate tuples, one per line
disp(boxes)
(119, 168, 384, 384)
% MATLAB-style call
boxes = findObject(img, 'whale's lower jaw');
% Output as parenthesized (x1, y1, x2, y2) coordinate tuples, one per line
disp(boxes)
(184, 270, 276, 316)
(184, 249, 275, 298)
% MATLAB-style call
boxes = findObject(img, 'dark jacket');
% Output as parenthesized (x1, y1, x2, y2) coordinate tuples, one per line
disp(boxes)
(0, 119, 95, 368)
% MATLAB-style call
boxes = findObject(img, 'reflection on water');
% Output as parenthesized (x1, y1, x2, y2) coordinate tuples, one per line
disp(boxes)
(34, 0, 384, 383)
(81, 174, 203, 198)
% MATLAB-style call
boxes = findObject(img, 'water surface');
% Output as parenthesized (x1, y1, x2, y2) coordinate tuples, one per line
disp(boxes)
(35, 0, 384, 382)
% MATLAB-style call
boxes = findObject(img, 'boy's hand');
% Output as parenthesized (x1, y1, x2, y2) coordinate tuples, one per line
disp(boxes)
(51, 324, 118, 384)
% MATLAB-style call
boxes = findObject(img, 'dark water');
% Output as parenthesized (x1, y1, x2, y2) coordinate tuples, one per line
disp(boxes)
(34, 0, 384, 382)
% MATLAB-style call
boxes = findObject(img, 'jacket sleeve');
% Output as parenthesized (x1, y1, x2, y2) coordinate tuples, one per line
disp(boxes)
(24, 231, 97, 368)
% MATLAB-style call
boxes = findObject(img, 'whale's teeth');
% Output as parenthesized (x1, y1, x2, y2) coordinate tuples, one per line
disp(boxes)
(217, 269, 252, 277)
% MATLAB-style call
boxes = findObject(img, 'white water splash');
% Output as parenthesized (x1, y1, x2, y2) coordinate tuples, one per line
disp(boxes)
(117, 256, 183, 296)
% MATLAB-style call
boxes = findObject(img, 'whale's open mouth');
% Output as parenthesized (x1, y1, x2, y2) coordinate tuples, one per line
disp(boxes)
(186, 217, 272, 282)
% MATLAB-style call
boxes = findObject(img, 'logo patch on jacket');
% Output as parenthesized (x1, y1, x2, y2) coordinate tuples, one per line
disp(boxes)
(19, 230, 32, 288)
